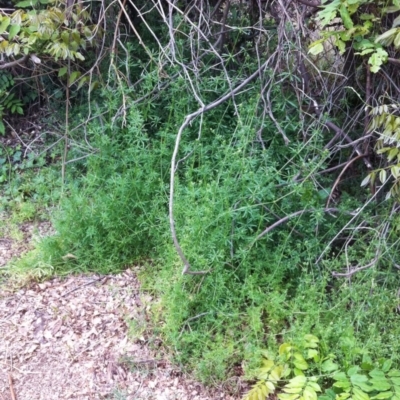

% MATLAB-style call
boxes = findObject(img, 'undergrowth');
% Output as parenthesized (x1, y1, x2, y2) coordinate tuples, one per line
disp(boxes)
(2, 31, 400, 395)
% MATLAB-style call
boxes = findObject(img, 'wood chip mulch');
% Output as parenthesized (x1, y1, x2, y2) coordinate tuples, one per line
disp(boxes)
(0, 269, 239, 400)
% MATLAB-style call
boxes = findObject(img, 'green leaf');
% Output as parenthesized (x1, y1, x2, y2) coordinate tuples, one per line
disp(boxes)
(379, 169, 387, 184)
(284, 387, 304, 394)
(370, 379, 391, 391)
(348, 367, 361, 376)
(361, 174, 371, 187)
(333, 372, 348, 381)
(9, 24, 21, 40)
(333, 380, 352, 390)
(353, 387, 370, 400)
(286, 375, 307, 389)
(58, 67, 68, 77)
(307, 382, 321, 392)
(278, 394, 300, 400)
(371, 392, 393, 399)
(279, 343, 293, 356)
(0, 120, 5, 135)
(382, 361, 393, 373)
(307, 349, 319, 360)
(15, 0, 38, 7)
(351, 374, 373, 392)
(75, 52, 85, 61)
(294, 360, 309, 371)
(308, 42, 324, 56)
(0, 17, 10, 34)
(303, 386, 317, 400)
(322, 360, 339, 372)
(339, 4, 354, 29)
(304, 335, 319, 346)
(68, 70, 81, 86)
(370, 370, 387, 379)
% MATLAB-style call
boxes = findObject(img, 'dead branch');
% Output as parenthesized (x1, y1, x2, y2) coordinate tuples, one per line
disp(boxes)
(254, 207, 350, 243)
(332, 256, 378, 278)
(325, 153, 367, 209)
(8, 373, 17, 400)
(0, 55, 28, 70)
(170, 58, 272, 275)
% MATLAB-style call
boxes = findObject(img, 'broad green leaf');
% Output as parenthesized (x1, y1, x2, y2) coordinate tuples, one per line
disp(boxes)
(8, 24, 20, 40)
(303, 387, 317, 400)
(339, 4, 354, 29)
(307, 382, 321, 392)
(371, 392, 393, 399)
(294, 360, 309, 371)
(266, 381, 276, 392)
(307, 349, 319, 360)
(361, 174, 371, 187)
(379, 169, 387, 183)
(370, 370, 387, 379)
(333, 372, 348, 381)
(353, 387, 370, 400)
(279, 343, 292, 356)
(75, 52, 85, 61)
(15, 0, 38, 7)
(348, 367, 361, 376)
(58, 67, 68, 77)
(336, 393, 351, 400)
(68, 70, 81, 86)
(0, 120, 5, 134)
(322, 360, 339, 372)
(304, 335, 319, 345)
(308, 42, 324, 56)
(284, 387, 303, 394)
(270, 366, 284, 381)
(351, 374, 373, 392)
(370, 379, 391, 391)
(286, 375, 307, 389)
(0, 17, 10, 34)
(318, 0, 341, 26)
(388, 370, 400, 377)
(333, 380, 352, 390)
(278, 393, 300, 400)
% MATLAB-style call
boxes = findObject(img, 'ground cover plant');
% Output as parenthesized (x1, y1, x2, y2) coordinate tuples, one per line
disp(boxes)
(1, 0, 400, 397)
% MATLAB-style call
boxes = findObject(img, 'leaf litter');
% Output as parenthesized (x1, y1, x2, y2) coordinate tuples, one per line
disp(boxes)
(0, 266, 240, 399)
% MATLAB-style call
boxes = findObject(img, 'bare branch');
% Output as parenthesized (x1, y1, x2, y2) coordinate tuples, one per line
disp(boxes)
(170, 59, 272, 275)
(254, 208, 349, 243)
(0, 55, 28, 69)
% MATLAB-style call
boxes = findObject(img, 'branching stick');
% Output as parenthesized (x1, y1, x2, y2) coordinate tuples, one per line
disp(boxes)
(170, 60, 271, 275)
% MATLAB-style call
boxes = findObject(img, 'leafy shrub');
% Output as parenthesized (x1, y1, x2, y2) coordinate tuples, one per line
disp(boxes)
(243, 334, 400, 400)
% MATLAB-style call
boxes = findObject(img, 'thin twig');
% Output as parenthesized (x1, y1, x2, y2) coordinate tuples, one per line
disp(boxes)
(254, 208, 353, 243)
(325, 153, 367, 209)
(61, 59, 70, 185)
(0, 55, 28, 69)
(61, 276, 106, 297)
(8, 373, 17, 400)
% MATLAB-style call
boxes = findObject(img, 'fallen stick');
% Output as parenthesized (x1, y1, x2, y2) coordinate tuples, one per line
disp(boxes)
(8, 373, 17, 400)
